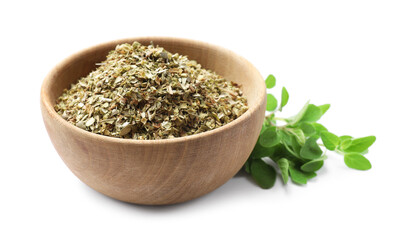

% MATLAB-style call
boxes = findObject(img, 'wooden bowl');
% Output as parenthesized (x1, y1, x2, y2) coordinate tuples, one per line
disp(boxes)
(40, 37, 266, 205)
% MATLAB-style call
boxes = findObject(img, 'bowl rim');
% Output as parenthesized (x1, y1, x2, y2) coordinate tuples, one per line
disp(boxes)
(40, 36, 266, 145)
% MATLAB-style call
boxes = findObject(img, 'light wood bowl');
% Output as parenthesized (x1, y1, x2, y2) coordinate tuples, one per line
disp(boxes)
(40, 37, 266, 205)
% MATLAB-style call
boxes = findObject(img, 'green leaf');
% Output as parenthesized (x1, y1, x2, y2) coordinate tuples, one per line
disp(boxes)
(340, 138, 352, 150)
(289, 166, 307, 184)
(299, 122, 316, 137)
(250, 140, 275, 159)
(279, 87, 289, 111)
(311, 123, 328, 135)
(265, 74, 276, 89)
(278, 130, 301, 158)
(278, 129, 292, 146)
(339, 135, 352, 142)
(260, 125, 267, 136)
(360, 149, 369, 155)
(338, 135, 352, 150)
(344, 136, 376, 153)
(266, 94, 278, 111)
(344, 153, 372, 170)
(250, 158, 277, 189)
(289, 101, 310, 125)
(278, 129, 301, 158)
(305, 171, 317, 180)
(247, 75, 375, 188)
(259, 126, 280, 147)
(269, 144, 298, 162)
(283, 142, 301, 159)
(244, 159, 251, 173)
(260, 120, 269, 133)
(301, 159, 324, 172)
(289, 134, 302, 158)
(287, 128, 306, 145)
(299, 104, 322, 123)
(289, 165, 317, 184)
(321, 131, 340, 151)
(277, 158, 289, 184)
(318, 104, 330, 115)
(300, 137, 323, 160)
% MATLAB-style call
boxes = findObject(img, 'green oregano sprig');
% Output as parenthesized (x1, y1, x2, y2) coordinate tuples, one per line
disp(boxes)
(245, 74, 376, 189)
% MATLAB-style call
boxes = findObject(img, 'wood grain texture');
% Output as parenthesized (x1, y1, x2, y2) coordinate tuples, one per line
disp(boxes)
(40, 37, 266, 205)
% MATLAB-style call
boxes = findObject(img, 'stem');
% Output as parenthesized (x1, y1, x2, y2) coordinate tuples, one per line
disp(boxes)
(273, 117, 288, 122)
(335, 149, 345, 155)
(265, 112, 276, 119)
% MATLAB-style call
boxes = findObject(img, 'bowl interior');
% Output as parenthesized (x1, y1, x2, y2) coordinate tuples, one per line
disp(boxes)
(43, 37, 263, 113)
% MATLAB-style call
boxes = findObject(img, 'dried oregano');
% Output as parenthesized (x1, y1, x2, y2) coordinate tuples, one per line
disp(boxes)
(54, 42, 248, 140)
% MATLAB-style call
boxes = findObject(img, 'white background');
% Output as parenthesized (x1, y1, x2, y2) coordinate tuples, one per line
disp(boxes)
(1, 0, 401, 239)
